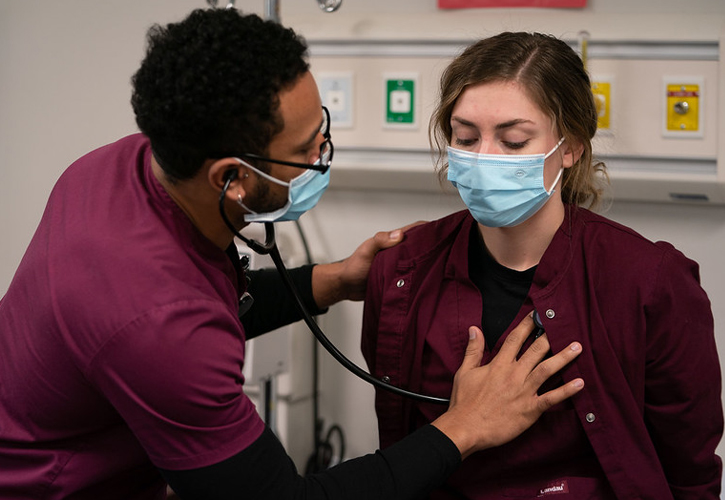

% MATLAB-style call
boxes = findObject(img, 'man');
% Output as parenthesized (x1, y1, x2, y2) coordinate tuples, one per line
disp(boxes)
(0, 8, 584, 499)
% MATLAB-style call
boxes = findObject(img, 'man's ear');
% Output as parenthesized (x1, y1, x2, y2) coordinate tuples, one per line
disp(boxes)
(208, 158, 248, 200)
(562, 140, 584, 169)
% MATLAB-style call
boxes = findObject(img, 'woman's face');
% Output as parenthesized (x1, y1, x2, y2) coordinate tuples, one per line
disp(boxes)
(450, 80, 568, 190)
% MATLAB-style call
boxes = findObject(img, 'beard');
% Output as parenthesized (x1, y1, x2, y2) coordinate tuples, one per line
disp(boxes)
(243, 174, 288, 215)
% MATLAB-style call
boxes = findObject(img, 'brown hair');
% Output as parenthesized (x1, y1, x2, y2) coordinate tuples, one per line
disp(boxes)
(430, 32, 608, 209)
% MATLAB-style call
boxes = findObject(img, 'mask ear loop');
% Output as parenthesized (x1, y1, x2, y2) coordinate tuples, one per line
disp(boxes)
(546, 168, 565, 195)
(544, 138, 566, 195)
(544, 137, 566, 159)
(219, 169, 275, 255)
(234, 157, 289, 187)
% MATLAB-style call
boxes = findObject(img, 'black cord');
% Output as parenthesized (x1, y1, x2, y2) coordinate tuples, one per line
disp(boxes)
(267, 235, 449, 405)
(218, 178, 450, 405)
(294, 221, 346, 473)
(219, 176, 407, 469)
(305, 423, 346, 474)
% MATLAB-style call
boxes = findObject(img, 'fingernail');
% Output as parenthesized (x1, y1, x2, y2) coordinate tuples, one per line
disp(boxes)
(469, 328, 476, 339)
(390, 230, 401, 240)
(570, 342, 582, 351)
(573, 379, 584, 388)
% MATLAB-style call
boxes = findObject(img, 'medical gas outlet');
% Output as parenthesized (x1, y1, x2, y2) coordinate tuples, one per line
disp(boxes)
(319, 72, 354, 129)
(591, 78, 613, 133)
(384, 73, 419, 129)
(663, 77, 704, 138)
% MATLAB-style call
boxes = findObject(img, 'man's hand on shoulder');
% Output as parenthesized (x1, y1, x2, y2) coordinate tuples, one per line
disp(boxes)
(311, 221, 425, 308)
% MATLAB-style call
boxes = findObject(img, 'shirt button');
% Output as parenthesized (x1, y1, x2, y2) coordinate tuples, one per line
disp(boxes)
(396, 279, 405, 288)
(585, 412, 596, 423)
(381, 375, 391, 383)
(546, 309, 556, 319)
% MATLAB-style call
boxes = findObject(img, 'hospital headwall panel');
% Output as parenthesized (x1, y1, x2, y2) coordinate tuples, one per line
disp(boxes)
(285, 11, 725, 204)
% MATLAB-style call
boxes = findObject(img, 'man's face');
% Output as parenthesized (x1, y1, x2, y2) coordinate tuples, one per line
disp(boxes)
(242, 71, 326, 214)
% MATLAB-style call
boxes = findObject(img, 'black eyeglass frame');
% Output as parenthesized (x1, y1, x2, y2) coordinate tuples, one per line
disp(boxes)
(236, 106, 333, 174)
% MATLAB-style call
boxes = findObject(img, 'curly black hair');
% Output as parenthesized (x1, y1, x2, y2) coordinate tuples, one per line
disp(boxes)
(131, 8, 309, 180)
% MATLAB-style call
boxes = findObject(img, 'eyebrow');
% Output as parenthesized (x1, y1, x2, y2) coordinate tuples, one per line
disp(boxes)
(451, 116, 535, 130)
(296, 116, 325, 151)
(495, 118, 535, 130)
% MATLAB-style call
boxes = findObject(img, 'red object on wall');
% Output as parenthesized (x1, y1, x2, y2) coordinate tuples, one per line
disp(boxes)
(439, 0, 586, 8)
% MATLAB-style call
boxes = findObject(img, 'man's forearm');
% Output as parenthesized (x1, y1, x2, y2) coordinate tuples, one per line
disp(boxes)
(310, 261, 346, 309)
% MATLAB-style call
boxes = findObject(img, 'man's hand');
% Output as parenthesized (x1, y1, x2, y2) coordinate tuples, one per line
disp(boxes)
(432, 315, 584, 459)
(311, 221, 424, 308)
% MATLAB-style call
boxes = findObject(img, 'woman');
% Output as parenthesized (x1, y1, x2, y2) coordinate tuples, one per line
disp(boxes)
(361, 32, 722, 499)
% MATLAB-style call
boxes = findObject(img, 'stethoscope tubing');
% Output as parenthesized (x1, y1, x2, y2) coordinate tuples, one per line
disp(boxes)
(219, 175, 449, 404)
(261, 222, 450, 405)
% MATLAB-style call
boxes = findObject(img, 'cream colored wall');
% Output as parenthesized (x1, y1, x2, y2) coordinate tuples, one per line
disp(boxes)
(1, 0, 725, 488)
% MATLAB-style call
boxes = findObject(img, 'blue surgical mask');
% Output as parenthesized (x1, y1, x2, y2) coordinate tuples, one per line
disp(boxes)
(447, 138, 565, 228)
(235, 158, 330, 222)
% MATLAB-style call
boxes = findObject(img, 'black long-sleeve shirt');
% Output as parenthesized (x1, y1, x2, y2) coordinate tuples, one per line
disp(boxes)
(162, 424, 460, 500)
(160, 249, 462, 499)
(242, 264, 325, 338)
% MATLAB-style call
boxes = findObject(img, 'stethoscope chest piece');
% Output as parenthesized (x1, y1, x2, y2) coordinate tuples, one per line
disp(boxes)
(532, 310, 546, 339)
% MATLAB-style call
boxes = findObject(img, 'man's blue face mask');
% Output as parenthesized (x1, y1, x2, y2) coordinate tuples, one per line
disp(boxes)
(447, 138, 565, 228)
(235, 158, 331, 223)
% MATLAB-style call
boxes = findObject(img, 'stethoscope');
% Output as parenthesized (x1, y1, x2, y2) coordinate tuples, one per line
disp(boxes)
(219, 171, 547, 406)
(220, 171, 450, 404)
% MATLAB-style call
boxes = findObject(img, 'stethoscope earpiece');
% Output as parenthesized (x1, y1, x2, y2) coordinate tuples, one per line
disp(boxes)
(223, 169, 239, 182)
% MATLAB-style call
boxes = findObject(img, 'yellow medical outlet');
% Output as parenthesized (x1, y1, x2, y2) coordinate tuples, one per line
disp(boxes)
(591, 80, 612, 131)
(665, 83, 701, 133)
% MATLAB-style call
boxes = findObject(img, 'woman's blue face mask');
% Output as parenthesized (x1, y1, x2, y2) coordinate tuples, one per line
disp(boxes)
(447, 138, 565, 228)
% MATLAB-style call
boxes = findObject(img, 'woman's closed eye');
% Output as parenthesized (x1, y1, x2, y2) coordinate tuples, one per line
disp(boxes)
(453, 137, 477, 148)
(502, 140, 529, 151)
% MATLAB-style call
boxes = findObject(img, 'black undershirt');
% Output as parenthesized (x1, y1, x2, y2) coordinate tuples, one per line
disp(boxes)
(161, 424, 460, 500)
(159, 245, 462, 499)
(224, 244, 328, 339)
(467, 226, 536, 349)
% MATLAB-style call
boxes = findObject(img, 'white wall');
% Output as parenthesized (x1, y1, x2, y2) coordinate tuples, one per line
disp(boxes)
(1, 0, 725, 487)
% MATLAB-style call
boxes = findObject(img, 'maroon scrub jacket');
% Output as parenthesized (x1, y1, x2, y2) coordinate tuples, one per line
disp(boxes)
(362, 207, 722, 499)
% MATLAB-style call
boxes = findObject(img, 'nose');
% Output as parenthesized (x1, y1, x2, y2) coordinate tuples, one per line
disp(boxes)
(302, 134, 322, 164)
(476, 140, 500, 155)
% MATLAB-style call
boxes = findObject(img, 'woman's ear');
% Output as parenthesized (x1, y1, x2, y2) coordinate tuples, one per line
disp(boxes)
(562, 140, 584, 169)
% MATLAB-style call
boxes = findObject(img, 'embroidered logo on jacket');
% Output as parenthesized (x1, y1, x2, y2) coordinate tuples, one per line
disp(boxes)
(537, 480, 569, 496)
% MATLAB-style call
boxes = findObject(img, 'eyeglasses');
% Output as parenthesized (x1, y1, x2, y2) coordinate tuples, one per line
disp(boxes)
(237, 106, 333, 174)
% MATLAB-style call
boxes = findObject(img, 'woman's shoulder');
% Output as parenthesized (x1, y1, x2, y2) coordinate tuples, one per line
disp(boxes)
(374, 210, 473, 264)
(573, 207, 690, 268)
